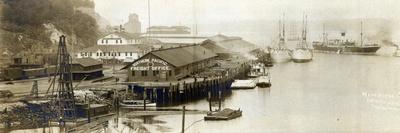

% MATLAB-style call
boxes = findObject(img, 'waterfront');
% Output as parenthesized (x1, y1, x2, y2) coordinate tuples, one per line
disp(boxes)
(103, 53, 400, 132)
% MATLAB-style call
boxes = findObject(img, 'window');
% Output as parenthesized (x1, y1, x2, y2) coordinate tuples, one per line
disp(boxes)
(99, 53, 102, 56)
(125, 52, 128, 56)
(116, 40, 119, 43)
(168, 70, 172, 76)
(101, 39, 104, 44)
(89, 52, 92, 56)
(106, 40, 108, 44)
(118, 52, 121, 56)
(120, 40, 123, 43)
(97, 53, 99, 56)
(153, 70, 159, 76)
(141, 71, 148, 76)
(81, 53, 84, 57)
(130, 52, 132, 56)
(131, 71, 135, 76)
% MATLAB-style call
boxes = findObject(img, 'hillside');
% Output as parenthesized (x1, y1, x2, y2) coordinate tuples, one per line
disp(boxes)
(0, 0, 100, 57)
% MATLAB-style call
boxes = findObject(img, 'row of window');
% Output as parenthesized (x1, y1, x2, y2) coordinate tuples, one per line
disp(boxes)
(101, 39, 123, 44)
(132, 70, 172, 77)
(81, 52, 136, 57)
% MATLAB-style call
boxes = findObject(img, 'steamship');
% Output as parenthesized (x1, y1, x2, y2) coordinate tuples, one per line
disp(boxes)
(313, 22, 380, 54)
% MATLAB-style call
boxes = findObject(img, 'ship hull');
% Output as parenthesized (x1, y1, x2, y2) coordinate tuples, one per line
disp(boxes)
(270, 49, 291, 63)
(292, 49, 313, 63)
(313, 45, 380, 54)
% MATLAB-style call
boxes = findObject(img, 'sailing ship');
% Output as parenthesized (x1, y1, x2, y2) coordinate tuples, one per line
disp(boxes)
(292, 14, 313, 63)
(312, 22, 380, 54)
(270, 14, 292, 63)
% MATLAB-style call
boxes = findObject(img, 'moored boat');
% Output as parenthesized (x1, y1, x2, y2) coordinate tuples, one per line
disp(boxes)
(312, 22, 380, 55)
(292, 48, 313, 63)
(230, 79, 256, 89)
(204, 108, 242, 121)
(256, 75, 271, 88)
(271, 49, 292, 63)
(292, 14, 313, 63)
(247, 62, 265, 78)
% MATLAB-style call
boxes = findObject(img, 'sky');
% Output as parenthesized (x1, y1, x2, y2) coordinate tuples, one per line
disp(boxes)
(94, 0, 400, 45)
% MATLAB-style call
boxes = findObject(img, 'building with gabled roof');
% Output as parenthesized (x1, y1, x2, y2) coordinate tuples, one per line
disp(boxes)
(71, 58, 104, 80)
(77, 45, 152, 63)
(97, 31, 142, 45)
(122, 45, 217, 82)
(206, 34, 257, 54)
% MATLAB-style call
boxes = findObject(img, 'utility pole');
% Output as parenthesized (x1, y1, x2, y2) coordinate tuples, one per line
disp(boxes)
(181, 106, 186, 133)
(31, 80, 38, 98)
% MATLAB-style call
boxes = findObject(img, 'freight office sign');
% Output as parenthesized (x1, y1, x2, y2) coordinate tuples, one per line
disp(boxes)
(131, 58, 170, 71)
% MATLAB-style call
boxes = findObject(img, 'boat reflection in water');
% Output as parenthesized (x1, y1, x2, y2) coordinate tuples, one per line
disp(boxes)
(120, 100, 157, 108)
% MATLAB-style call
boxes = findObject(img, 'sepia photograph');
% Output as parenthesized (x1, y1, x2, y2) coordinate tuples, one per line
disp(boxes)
(0, 0, 399, 132)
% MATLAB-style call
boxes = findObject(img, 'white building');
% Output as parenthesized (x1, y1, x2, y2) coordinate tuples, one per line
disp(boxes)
(77, 45, 150, 63)
(97, 32, 142, 45)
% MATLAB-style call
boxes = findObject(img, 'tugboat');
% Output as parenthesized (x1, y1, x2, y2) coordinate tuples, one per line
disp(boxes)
(204, 108, 242, 121)
(292, 14, 313, 63)
(312, 22, 380, 54)
(247, 62, 265, 78)
(248, 62, 272, 87)
(271, 14, 292, 63)
(256, 68, 271, 88)
(120, 100, 156, 107)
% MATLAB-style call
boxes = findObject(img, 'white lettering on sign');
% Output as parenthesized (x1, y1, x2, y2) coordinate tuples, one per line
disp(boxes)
(131, 58, 170, 71)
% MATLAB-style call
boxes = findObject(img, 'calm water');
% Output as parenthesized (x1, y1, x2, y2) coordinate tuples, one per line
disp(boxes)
(115, 53, 400, 133)
(10, 53, 400, 133)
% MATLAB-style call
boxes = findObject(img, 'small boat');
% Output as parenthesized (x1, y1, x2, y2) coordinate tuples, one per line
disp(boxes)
(256, 75, 271, 88)
(247, 63, 265, 78)
(120, 100, 156, 107)
(204, 108, 242, 121)
(230, 79, 256, 89)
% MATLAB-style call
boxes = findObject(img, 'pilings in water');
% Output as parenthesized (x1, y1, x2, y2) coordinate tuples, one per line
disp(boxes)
(129, 77, 234, 107)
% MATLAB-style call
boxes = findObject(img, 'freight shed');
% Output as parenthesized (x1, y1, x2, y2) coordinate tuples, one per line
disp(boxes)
(122, 45, 217, 82)
(71, 58, 104, 80)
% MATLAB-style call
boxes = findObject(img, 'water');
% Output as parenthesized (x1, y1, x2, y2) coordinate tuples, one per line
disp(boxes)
(107, 53, 399, 133)
(10, 53, 400, 132)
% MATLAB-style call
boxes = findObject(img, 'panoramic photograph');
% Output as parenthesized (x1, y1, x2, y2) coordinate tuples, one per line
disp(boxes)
(0, 0, 400, 132)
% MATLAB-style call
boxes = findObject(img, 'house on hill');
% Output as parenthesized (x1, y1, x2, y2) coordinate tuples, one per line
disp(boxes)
(122, 45, 217, 82)
(97, 31, 142, 45)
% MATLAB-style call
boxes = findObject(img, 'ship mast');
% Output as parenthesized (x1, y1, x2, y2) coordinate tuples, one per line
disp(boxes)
(360, 21, 363, 47)
(278, 13, 286, 49)
(323, 24, 328, 45)
(301, 13, 308, 49)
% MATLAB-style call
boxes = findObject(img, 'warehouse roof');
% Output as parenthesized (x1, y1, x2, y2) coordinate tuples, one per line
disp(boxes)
(151, 45, 217, 67)
(122, 45, 217, 69)
(201, 40, 232, 54)
(72, 58, 102, 67)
